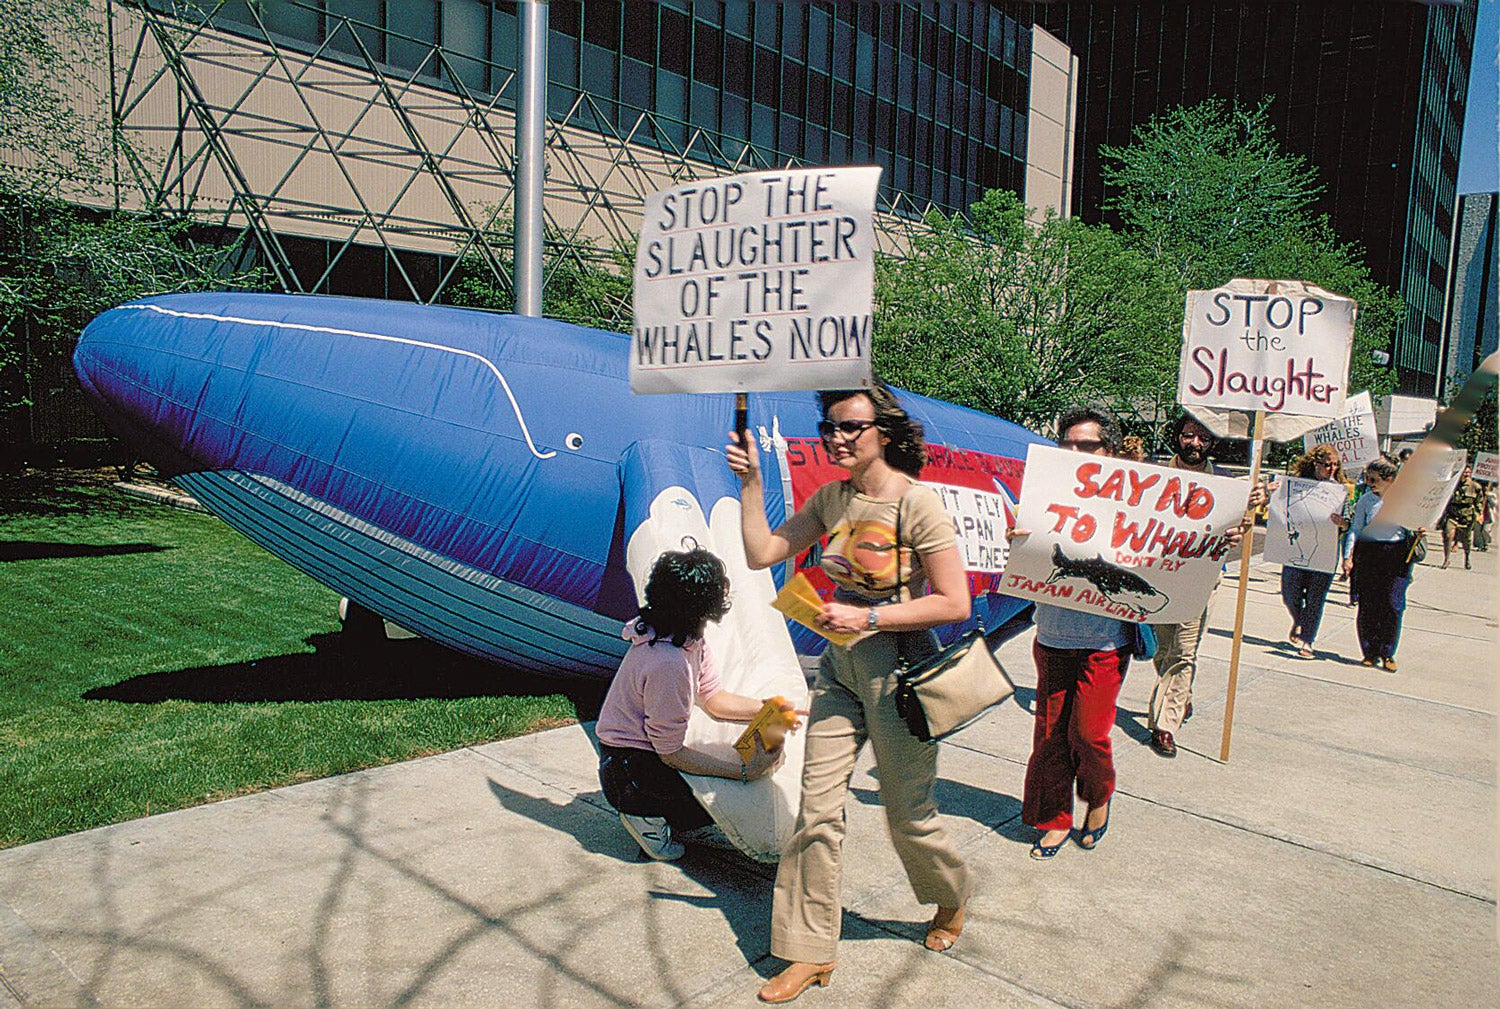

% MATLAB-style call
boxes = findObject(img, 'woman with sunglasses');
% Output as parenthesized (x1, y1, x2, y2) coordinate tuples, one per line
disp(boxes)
(1280, 445, 1354, 660)
(725, 381, 973, 1004)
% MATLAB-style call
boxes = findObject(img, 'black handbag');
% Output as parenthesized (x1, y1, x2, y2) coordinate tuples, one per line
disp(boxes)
(888, 494, 1016, 743)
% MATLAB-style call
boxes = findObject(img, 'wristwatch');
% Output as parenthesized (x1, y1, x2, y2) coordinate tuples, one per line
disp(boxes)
(866, 608, 880, 631)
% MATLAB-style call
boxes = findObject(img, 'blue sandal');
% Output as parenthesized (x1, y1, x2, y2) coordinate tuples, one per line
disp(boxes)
(1029, 833, 1069, 860)
(1076, 806, 1111, 850)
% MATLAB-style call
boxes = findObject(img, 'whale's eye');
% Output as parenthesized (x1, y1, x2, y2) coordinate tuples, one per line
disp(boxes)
(564, 432, 584, 451)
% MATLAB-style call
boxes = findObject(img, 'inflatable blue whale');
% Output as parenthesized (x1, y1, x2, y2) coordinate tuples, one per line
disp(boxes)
(74, 292, 1045, 678)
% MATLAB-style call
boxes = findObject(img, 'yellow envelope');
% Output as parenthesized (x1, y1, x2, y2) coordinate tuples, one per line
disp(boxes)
(770, 571, 870, 648)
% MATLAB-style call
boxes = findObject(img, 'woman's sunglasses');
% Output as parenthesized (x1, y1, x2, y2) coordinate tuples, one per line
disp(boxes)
(818, 419, 877, 441)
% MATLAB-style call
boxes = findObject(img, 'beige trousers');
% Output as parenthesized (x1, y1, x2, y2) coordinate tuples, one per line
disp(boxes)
(770, 632, 973, 964)
(1147, 582, 1219, 734)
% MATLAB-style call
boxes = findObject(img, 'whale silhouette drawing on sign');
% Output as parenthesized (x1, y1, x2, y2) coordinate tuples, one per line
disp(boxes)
(74, 292, 1045, 858)
(1045, 544, 1170, 617)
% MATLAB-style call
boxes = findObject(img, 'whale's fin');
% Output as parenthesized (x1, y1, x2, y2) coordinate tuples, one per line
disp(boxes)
(618, 440, 807, 862)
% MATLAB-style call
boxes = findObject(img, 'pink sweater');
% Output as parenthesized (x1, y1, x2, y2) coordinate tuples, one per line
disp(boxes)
(595, 622, 722, 754)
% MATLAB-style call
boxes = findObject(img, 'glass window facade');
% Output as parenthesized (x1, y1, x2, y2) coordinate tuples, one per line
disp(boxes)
(1035, 1, 1478, 396)
(193, 0, 1033, 216)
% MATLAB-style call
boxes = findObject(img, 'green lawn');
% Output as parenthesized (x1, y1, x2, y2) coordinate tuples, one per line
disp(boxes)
(0, 471, 588, 848)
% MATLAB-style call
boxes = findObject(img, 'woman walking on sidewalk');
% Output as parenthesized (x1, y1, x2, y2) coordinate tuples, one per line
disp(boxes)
(1343, 456, 1422, 672)
(726, 382, 974, 1004)
(1281, 446, 1353, 659)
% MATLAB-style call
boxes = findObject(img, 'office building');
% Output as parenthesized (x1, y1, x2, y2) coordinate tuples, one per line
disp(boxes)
(1033, 0, 1478, 396)
(1441, 191, 1498, 399)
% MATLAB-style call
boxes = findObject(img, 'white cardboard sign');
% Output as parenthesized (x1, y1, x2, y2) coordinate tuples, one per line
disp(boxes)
(1001, 445, 1250, 624)
(1302, 391, 1380, 470)
(1473, 451, 1497, 483)
(631, 166, 881, 394)
(925, 481, 1012, 574)
(1265, 476, 1349, 574)
(1379, 446, 1468, 531)
(1178, 280, 1356, 419)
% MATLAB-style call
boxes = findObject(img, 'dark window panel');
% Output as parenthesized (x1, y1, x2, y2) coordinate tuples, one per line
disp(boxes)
(782, 60, 805, 116)
(694, 23, 722, 86)
(832, 16, 854, 85)
(623, 3, 657, 63)
(897, 107, 914, 159)
(807, 71, 829, 124)
(854, 90, 873, 143)
(550, 1, 580, 37)
(724, 35, 751, 97)
(754, 45, 779, 107)
(874, 97, 893, 151)
(655, 11, 689, 76)
(751, 101, 776, 151)
(583, 2, 620, 50)
(832, 79, 852, 135)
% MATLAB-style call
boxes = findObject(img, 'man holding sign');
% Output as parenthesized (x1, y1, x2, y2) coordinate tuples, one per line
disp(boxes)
(1006, 406, 1251, 857)
(1144, 415, 1267, 758)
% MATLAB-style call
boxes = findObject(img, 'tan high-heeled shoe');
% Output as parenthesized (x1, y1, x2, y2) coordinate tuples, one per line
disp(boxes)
(924, 904, 965, 951)
(757, 962, 836, 1003)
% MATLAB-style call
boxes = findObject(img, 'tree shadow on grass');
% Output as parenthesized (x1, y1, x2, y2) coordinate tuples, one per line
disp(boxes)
(83, 633, 610, 713)
(0, 540, 170, 562)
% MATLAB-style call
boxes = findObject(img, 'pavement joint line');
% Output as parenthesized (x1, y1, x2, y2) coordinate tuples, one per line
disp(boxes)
(1255, 665, 1495, 716)
(1112, 789, 1496, 906)
(1221, 720, 1494, 786)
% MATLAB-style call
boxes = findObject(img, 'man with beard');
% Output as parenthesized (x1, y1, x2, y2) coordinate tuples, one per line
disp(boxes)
(1145, 414, 1264, 758)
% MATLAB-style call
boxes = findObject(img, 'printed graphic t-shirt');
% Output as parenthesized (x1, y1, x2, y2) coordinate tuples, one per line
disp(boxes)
(805, 478, 956, 604)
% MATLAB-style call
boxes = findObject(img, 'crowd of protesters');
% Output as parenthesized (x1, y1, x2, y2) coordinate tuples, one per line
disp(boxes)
(590, 384, 1485, 1004)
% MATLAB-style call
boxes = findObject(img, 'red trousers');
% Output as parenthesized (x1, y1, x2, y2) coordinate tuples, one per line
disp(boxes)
(1022, 642, 1129, 832)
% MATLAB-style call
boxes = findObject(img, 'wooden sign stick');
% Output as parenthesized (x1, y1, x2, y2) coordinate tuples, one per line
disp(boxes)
(1219, 408, 1266, 762)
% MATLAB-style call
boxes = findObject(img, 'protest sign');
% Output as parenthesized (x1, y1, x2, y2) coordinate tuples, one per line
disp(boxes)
(1001, 445, 1250, 625)
(631, 166, 881, 394)
(1474, 451, 1498, 483)
(924, 480, 1012, 574)
(1265, 476, 1348, 574)
(1179, 279, 1356, 421)
(1379, 446, 1468, 531)
(1303, 390, 1380, 470)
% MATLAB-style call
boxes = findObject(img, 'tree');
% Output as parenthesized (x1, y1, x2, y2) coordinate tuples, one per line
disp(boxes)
(0, 3, 265, 460)
(1101, 98, 1403, 405)
(445, 223, 634, 333)
(874, 188, 1181, 430)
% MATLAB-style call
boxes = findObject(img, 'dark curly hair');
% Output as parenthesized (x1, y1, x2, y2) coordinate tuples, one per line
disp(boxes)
(1056, 404, 1124, 455)
(635, 547, 732, 647)
(818, 379, 926, 477)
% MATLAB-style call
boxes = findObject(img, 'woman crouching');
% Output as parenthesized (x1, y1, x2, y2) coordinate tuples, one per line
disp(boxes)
(597, 547, 790, 861)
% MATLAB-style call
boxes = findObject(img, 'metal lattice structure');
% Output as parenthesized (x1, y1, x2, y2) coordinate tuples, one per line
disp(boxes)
(108, 0, 946, 329)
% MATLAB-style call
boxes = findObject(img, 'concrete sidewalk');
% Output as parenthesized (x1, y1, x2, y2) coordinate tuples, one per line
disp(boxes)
(1, 546, 1495, 1007)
